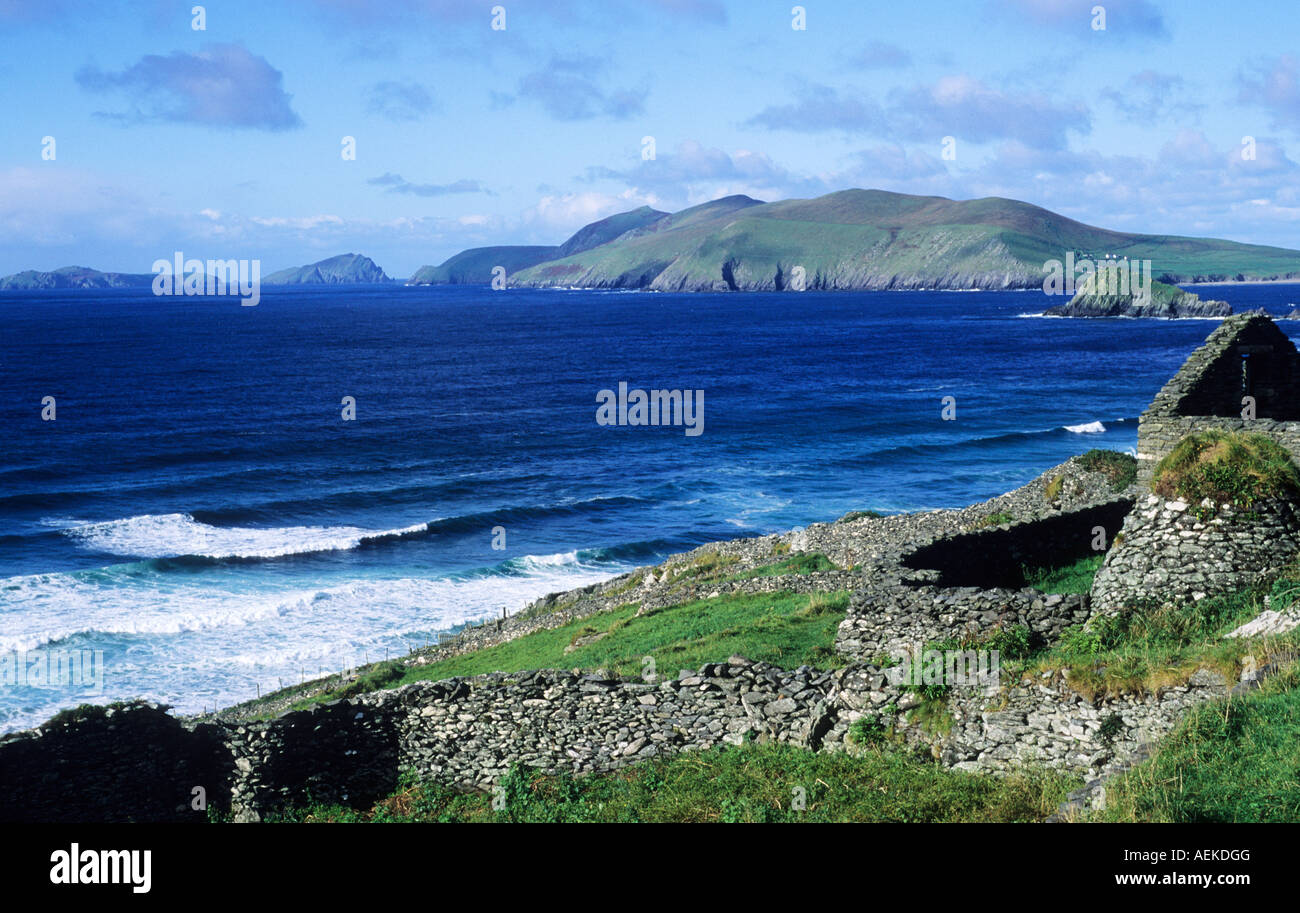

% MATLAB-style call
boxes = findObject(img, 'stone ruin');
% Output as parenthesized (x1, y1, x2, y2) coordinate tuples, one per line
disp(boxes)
(1135, 313, 1300, 487)
(1091, 313, 1300, 612)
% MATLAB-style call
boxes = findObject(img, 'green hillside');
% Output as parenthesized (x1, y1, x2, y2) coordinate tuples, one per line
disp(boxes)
(408, 205, 668, 285)
(496, 189, 1300, 291)
(407, 246, 558, 285)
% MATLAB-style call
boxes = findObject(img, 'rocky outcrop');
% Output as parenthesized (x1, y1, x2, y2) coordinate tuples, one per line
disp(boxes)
(1044, 277, 1231, 318)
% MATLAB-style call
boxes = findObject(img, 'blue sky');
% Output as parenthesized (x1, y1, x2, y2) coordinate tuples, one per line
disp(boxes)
(1, 0, 1298, 277)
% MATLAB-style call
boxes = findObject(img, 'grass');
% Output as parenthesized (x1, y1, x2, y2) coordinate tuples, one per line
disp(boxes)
(1019, 578, 1299, 701)
(666, 551, 740, 582)
(1044, 475, 1064, 501)
(291, 589, 850, 711)
(1074, 449, 1138, 492)
(731, 552, 839, 579)
(1152, 430, 1300, 516)
(1096, 663, 1300, 822)
(1023, 554, 1105, 594)
(258, 543, 1300, 824)
(279, 741, 1078, 823)
(839, 509, 885, 523)
(974, 511, 1015, 529)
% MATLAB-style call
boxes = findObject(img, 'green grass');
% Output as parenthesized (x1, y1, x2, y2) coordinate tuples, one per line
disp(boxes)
(1023, 554, 1104, 594)
(974, 511, 1015, 529)
(1096, 664, 1300, 822)
(839, 509, 885, 523)
(1022, 580, 1297, 700)
(291, 589, 850, 711)
(663, 551, 739, 584)
(731, 552, 839, 579)
(1073, 449, 1138, 492)
(1152, 430, 1300, 516)
(279, 741, 1077, 823)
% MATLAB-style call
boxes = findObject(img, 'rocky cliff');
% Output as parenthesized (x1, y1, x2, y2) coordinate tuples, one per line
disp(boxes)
(263, 253, 390, 285)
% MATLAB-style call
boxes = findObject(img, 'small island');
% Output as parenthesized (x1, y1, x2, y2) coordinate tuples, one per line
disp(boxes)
(262, 253, 391, 285)
(1044, 277, 1232, 319)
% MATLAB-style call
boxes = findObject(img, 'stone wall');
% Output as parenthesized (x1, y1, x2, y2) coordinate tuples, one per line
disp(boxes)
(929, 668, 1233, 777)
(0, 652, 1248, 823)
(1090, 495, 1300, 614)
(0, 660, 841, 823)
(222, 661, 839, 820)
(835, 500, 1129, 659)
(1142, 314, 1300, 422)
(837, 584, 1091, 660)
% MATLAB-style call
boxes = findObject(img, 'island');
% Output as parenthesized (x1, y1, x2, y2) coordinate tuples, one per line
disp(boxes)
(409, 189, 1300, 292)
(262, 253, 391, 285)
(1043, 277, 1232, 318)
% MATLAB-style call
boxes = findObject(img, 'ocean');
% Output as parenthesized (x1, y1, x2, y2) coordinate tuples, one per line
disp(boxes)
(2, 282, 1298, 732)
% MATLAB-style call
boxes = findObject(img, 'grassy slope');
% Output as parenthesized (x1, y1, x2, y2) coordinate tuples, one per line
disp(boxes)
(511, 189, 1300, 288)
(1024, 554, 1105, 594)
(291, 588, 849, 712)
(407, 246, 559, 284)
(409, 205, 669, 284)
(1098, 671, 1300, 822)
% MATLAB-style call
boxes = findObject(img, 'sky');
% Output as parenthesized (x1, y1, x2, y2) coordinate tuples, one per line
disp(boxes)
(1, 0, 1298, 277)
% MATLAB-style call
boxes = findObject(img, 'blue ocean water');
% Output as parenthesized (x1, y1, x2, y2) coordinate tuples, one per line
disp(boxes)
(2, 283, 1298, 731)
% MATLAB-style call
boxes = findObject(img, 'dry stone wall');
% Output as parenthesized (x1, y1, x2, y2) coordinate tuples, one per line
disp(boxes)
(1090, 495, 1300, 614)
(836, 500, 1128, 659)
(838, 583, 1091, 660)
(0, 652, 1250, 823)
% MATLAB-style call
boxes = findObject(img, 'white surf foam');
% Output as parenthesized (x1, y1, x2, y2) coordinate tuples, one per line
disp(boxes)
(0, 551, 629, 732)
(59, 512, 428, 560)
(1064, 421, 1107, 434)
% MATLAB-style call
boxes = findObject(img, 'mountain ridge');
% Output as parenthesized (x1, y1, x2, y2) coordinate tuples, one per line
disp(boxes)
(416, 189, 1300, 292)
(406, 206, 669, 285)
